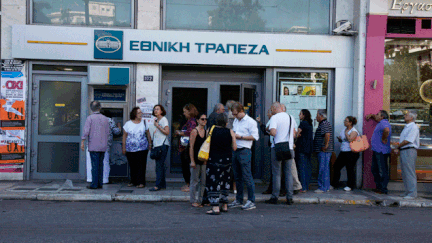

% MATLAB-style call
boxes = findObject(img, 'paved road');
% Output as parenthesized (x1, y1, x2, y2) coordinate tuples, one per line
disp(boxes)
(1, 200, 431, 242)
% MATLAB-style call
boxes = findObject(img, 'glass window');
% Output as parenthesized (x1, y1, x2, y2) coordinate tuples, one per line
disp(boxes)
(166, 0, 330, 34)
(385, 39, 432, 149)
(32, 0, 132, 27)
(277, 71, 329, 132)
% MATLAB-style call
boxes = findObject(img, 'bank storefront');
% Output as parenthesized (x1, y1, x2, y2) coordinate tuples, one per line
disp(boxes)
(12, 25, 354, 181)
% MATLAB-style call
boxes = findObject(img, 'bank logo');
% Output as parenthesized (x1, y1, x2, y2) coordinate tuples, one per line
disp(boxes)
(94, 30, 123, 60)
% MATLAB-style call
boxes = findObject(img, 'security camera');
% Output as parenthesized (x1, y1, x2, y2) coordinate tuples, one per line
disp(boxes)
(333, 21, 352, 34)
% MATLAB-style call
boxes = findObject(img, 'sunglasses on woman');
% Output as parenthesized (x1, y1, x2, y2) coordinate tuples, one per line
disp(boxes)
(199, 118, 207, 121)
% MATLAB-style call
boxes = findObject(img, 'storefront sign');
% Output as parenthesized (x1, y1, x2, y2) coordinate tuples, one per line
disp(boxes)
(94, 89, 126, 101)
(1, 60, 24, 72)
(94, 30, 124, 60)
(390, 0, 432, 15)
(12, 25, 355, 68)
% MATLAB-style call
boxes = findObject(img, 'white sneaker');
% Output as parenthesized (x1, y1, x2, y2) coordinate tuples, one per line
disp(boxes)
(228, 200, 242, 208)
(343, 187, 352, 192)
(241, 200, 256, 210)
(314, 189, 325, 193)
(403, 196, 416, 200)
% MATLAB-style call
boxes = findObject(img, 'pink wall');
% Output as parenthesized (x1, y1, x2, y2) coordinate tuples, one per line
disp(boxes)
(363, 14, 388, 188)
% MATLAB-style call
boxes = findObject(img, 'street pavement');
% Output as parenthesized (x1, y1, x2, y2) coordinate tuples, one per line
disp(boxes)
(0, 180, 432, 208)
(1, 200, 431, 242)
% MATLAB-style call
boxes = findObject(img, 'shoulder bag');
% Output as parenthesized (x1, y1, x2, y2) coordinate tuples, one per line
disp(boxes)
(198, 125, 216, 162)
(350, 131, 370, 153)
(274, 115, 292, 161)
(150, 136, 167, 160)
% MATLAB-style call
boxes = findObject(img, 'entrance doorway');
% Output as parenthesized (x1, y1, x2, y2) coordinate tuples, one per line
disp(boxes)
(30, 75, 87, 179)
(162, 81, 263, 179)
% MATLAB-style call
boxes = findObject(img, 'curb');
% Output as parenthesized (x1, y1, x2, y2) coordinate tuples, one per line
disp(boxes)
(0, 194, 37, 200)
(36, 193, 112, 201)
(0, 192, 430, 208)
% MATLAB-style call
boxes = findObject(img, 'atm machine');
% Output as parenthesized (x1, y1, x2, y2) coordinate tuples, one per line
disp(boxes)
(88, 66, 131, 181)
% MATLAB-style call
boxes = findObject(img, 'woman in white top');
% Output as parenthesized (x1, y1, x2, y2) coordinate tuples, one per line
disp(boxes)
(332, 116, 360, 192)
(122, 107, 152, 188)
(150, 104, 170, 192)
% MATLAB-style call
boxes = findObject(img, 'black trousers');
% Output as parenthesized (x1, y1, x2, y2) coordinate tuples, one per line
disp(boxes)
(181, 150, 191, 185)
(126, 150, 149, 186)
(332, 151, 360, 189)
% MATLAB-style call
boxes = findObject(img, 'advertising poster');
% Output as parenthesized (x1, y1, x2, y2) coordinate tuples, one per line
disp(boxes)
(0, 70, 26, 164)
(280, 82, 326, 132)
(139, 102, 155, 125)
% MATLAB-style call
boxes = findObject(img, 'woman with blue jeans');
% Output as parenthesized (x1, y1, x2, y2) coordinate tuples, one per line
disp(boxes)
(295, 109, 313, 192)
(150, 105, 170, 191)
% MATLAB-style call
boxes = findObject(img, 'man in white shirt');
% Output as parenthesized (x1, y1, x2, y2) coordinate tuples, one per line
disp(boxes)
(265, 102, 295, 205)
(228, 102, 259, 210)
(394, 110, 420, 199)
(281, 104, 302, 193)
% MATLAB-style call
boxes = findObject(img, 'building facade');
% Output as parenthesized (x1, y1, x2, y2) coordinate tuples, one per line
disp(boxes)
(0, 0, 388, 187)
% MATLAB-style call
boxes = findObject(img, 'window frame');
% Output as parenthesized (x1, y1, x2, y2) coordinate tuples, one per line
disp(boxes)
(162, 0, 333, 35)
(28, 0, 135, 29)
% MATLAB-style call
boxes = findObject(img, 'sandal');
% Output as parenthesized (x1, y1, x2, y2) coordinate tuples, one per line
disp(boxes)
(149, 187, 162, 191)
(136, 184, 145, 188)
(181, 187, 190, 192)
(191, 203, 203, 208)
(127, 183, 134, 187)
(206, 208, 220, 215)
(220, 206, 228, 212)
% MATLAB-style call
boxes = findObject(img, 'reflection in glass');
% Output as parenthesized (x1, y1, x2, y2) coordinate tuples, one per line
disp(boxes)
(166, 0, 330, 34)
(33, 0, 131, 27)
(384, 39, 432, 148)
(37, 142, 79, 173)
(38, 81, 81, 135)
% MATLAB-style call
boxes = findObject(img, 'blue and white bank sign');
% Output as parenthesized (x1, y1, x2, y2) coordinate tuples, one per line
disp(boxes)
(94, 30, 123, 60)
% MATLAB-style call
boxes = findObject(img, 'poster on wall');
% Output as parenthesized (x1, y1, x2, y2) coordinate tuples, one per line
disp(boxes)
(280, 82, 326, 132)
(139, 102, 155, 125)
(0, 69, 26, 164)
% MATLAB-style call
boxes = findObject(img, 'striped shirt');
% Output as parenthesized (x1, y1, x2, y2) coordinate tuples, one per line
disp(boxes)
(313, 119, 334, 152)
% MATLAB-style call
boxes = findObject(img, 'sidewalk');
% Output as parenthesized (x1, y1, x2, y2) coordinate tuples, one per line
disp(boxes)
(1, 180, 431, 208)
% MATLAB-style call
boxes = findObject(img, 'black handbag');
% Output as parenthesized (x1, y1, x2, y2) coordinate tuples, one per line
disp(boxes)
(274, 115, 292, 161)
(150, 135, 167, 160)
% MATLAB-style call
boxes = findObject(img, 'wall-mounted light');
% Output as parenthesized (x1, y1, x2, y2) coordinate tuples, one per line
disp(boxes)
(371, 80, 377, 90)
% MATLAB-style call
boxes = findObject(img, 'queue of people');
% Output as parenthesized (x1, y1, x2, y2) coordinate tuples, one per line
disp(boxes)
(81, 99, 420, 214)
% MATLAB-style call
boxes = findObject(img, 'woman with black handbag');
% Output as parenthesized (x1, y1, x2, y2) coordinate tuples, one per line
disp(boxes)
(150, 105, 170, 192)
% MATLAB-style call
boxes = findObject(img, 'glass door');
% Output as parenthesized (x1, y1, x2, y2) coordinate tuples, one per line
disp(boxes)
(31, 75, 87, 179)
(162, 81, 217, 177)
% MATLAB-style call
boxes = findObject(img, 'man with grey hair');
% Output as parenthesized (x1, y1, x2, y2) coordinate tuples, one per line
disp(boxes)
(207, 103, 225, 129)
(265, 102, 295, 205)
(394, 110, 420, 199)
(313, 109, 334, 193)
(81, 101, 110, 189)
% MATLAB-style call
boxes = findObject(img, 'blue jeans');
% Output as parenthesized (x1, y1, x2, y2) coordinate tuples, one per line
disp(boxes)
(233, 149, 255, 203)
(297, 152, 312, 191)
(318, 152, 332, 191)
(90, 151, 105, 188)
(371, 151, 390, 193)
(155, 145, 169, 189)
(271, 148, 294, 199)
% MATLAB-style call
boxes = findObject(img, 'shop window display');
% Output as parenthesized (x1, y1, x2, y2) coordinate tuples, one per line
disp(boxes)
(384, 39, 432, 181)
(277, 72, 328, 132)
